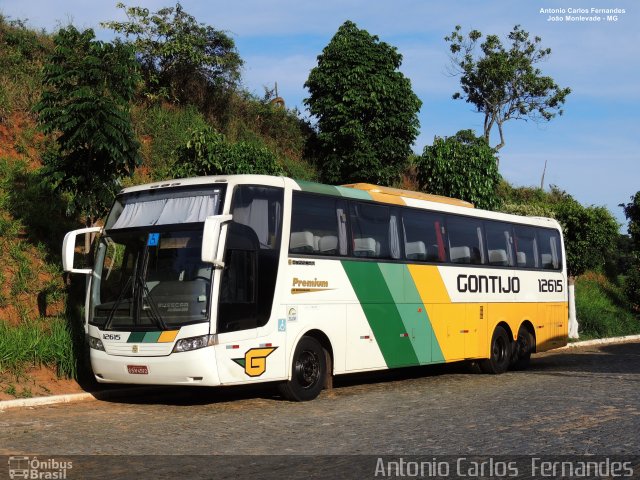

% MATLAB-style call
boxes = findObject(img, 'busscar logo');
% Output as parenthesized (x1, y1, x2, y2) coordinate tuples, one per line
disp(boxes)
(232, 347, 277, 377)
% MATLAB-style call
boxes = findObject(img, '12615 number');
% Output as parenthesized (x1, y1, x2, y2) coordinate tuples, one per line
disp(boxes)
(538, 279, 563, 293)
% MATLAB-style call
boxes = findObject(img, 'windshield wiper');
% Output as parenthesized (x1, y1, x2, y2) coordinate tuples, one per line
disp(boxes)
(104, 274, 133, 331)
(137, 245, 168, 331)
(103, 244, 167, 331)
(136, 272, 168, 331)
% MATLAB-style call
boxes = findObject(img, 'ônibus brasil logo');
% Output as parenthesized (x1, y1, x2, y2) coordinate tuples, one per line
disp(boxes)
(8, 456, 72, 479)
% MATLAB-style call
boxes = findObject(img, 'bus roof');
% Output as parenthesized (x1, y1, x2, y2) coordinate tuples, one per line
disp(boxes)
(341, 183, 474, 208)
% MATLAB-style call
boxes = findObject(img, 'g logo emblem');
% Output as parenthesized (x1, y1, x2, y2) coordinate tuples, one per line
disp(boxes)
(232, 347, 278, 377)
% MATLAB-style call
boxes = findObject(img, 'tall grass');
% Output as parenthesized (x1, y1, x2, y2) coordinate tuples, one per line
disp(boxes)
(576, 272, 640, 339)
(0, 318, 76, 378)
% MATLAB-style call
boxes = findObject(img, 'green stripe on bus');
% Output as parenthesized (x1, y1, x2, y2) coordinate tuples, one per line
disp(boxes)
(295, 180, 372, 200)
(341, 261, 419, 367)
(295, 180, 342, 197)
(127, 332, 146, 343)
(378, 263, 431, 364)
(396, 265, 445, 364)
(142, 331, 162, 343)
(334, 185, 372, 200)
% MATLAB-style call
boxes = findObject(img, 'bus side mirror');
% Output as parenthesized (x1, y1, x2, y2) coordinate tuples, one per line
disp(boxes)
(202, 214, 233, 267)
(62, 226, 103, 274)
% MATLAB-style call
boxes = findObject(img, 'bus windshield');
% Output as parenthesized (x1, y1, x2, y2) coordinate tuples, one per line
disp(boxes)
(90, 229, 212, 330)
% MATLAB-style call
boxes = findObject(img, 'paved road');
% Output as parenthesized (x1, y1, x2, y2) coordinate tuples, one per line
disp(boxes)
(1, 341, 639, 478)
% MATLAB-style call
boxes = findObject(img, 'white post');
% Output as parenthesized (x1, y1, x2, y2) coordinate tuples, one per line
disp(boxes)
(568, 279, 579, 339)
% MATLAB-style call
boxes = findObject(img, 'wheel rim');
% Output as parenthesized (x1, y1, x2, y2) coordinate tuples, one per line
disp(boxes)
(493, 335, 508, 364)
(294, 349, 320, 389)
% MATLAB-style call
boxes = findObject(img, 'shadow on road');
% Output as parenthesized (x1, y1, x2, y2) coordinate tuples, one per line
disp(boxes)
(91, 341, 640, 407)
(528, 341, 640, 376)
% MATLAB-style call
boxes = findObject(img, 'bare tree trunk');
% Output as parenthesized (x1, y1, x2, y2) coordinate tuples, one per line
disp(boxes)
(494, 120, 505, 153)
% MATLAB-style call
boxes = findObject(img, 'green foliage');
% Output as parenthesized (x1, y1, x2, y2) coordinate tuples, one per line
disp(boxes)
(133, 104, 209, 180)
(103, 2, 242, 106)
(171, 127, 285, 178)
(498, 184, 619, 278)
(305, 20, 421, 185)
(416, 130, 501, 210)
(445, 25, 570, 152)
(0, 15, 51, 119)
(35, 26, 141, 223)
(575, 273, 640, 339)
(555, 199, 619, 278)
(218, 90, 319, 181)
(621, 192, 640, 248)
(621, 191, 640, 309)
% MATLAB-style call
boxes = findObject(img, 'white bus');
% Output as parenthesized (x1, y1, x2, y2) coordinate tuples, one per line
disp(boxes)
(63, 175, 568, 401)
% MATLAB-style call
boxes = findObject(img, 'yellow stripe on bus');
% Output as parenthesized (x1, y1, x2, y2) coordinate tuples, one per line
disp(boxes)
(158, 330, 179, 343)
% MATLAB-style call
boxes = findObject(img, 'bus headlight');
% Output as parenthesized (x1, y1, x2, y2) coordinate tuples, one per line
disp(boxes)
(88, 336, 105, 351)
(172, 335, 216, 353)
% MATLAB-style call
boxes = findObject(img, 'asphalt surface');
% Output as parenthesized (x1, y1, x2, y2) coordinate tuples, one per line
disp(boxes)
(1, 341, 639, 478)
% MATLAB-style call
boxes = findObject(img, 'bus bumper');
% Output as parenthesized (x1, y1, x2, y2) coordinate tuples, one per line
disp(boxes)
(89, 347, 221, 386)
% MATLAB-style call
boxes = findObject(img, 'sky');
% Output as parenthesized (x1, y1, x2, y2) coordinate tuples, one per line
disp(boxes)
(2, 0, 638, 229)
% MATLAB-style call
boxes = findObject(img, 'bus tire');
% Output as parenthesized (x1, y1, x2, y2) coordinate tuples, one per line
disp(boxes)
(511, 326, 535, 371)
(479, 326, 511, 374)
(278, 336, 326, 401)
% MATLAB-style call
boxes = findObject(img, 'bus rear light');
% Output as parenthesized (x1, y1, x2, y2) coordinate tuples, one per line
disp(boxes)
(226, 345, 240, 349)
(260, 343, 273, 347)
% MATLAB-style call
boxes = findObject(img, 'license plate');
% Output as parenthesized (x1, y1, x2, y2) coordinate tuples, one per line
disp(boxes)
(127, 365, 149, 375)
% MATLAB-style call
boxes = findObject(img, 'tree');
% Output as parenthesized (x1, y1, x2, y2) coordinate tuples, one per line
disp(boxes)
(416, 130, 501, 210)
(103, 3, 242, 106)
(553, 199, 619, 278)
(304, 21, 421, 186)
(35, 26, 140, 227)
(621, 192, 640, 309)
(445, 25, 570, 153)
(621, 192, 640, 248)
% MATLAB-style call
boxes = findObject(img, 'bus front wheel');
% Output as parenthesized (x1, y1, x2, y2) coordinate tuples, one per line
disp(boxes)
(278, 336, 327, 401)
(480, 326, 511, 374)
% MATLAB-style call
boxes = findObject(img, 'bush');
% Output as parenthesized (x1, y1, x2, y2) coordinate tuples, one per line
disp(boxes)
(417, 130, 501, 210)
(133, 104, 210, 180)
(498, 184, 619, 278)
(171, 127, 285, 178)
(575, 272, 640, 338)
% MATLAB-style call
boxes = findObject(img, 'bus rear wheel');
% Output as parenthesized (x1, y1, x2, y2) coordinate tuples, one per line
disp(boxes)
(480, 326, 511, 374)
(278, 336, 327, 401)
(511, 326, 535, 370)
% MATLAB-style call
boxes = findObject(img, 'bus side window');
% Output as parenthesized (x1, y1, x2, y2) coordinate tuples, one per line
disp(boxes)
(350, 202, 399, 259)
(537, 228, 561, 270)
(289, 193, 345, 256)
(220, 185, 283, 332)
(401, 209, 446, 262)
(231, 186, 283, 250)
(484, 221, 514, 267)
(513, 226, 539, 269)
(446, 216, 486, 265)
